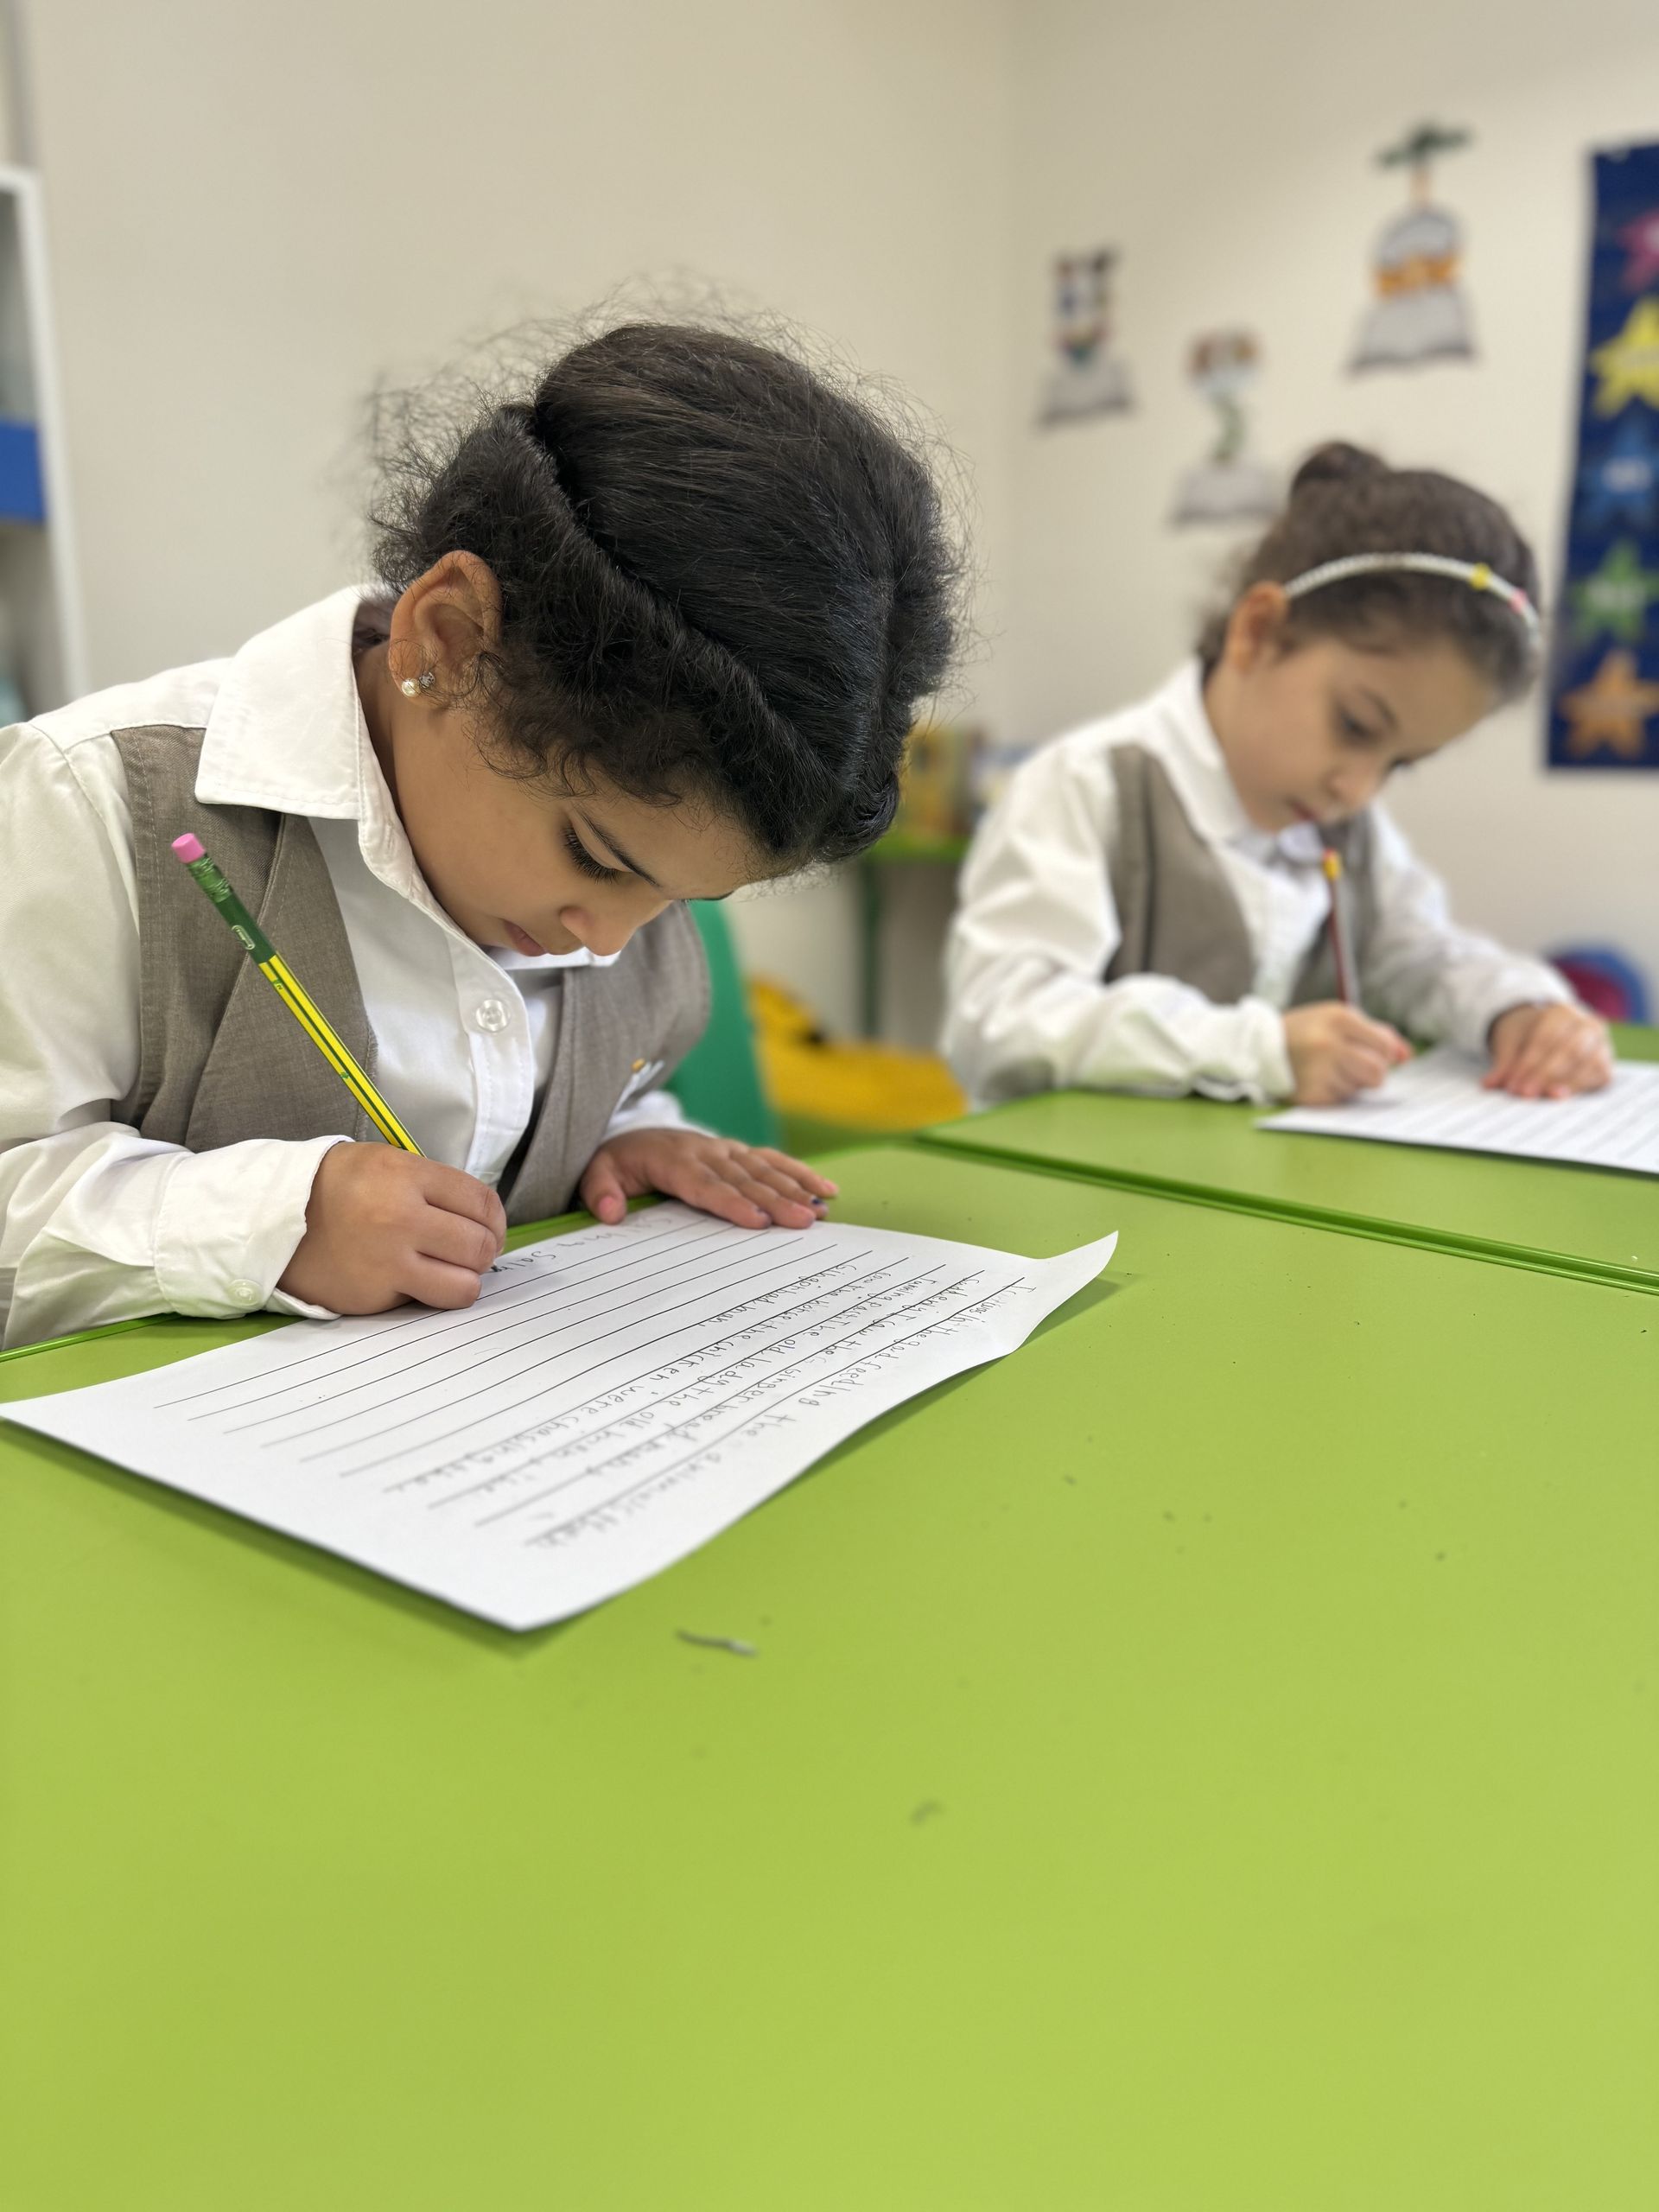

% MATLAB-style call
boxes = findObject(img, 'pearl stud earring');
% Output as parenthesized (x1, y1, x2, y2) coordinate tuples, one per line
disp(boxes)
(399, 670, 435, 697)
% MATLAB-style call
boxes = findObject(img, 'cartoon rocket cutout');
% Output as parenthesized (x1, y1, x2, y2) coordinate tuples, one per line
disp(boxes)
(1351, 122, 1476, 372)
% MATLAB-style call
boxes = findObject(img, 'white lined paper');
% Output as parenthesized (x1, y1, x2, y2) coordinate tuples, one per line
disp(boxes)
(1260, 1046, 1659, 1175)
(3, 1205, 1116, 1630)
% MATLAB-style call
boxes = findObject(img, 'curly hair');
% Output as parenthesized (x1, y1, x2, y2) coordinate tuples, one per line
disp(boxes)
(371, 321, 963, 867)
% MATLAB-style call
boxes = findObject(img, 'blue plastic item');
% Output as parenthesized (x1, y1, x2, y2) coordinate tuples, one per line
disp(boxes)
(1548, 944, 1652, 1024)
(0, 418, 44, 523)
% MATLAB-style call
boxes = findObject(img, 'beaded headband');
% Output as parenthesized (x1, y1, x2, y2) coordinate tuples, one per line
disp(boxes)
(1281, 551, 1541, 647)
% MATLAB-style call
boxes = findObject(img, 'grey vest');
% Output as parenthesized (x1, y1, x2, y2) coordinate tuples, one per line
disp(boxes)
(111, 725, 710, 1224)
(1103, 744, 1377, 1005)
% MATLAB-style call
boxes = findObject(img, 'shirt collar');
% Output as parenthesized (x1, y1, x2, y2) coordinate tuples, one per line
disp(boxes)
(1153, 658, 1325, 867)
(194, 585, 372, 819)
(194, 586, 615, 969)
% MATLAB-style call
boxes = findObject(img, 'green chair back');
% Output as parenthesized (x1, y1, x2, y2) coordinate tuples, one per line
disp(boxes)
(665, 901, 780, 1147)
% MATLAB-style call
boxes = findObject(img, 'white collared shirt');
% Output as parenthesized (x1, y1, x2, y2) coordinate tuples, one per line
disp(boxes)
(944, 660, 1571, 1106)
(0, 587, 687, 1350)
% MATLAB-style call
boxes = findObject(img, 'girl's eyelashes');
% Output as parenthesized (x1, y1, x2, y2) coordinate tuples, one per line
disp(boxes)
(1334, 706, 1380, 747)
(563, 824, 622, 883)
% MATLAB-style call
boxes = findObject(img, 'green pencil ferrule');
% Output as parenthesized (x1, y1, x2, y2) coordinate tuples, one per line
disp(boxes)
(185, 855, 275, 964)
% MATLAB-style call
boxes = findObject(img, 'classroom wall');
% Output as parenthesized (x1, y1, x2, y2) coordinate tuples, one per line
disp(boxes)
(1001, 0, 1659, 991)
(19, 0, 1656, 1046)
(21, 0, 1011, 1040)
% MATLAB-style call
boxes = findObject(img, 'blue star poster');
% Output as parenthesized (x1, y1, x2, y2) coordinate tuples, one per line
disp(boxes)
(1549, 143, 1659, 771)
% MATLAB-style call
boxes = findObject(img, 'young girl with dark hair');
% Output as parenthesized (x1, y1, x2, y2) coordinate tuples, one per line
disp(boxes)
(945, 443, 1611, 1110)
(0, 322, 958, 1349)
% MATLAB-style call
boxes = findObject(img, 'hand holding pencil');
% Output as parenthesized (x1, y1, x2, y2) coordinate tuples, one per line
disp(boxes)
(1281, 1002, 1411, 1105)
(277, 1142, 507, 1314)
(1275, 817, 1411, 1106)
(172, 833, 506, 1313)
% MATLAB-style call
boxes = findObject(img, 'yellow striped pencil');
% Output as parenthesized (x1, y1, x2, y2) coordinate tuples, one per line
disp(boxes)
(1319, 843, 1357, 1008)
(170, 831, 423, 1152)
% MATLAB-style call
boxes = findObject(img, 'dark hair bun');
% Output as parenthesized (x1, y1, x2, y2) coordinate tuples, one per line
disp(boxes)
(372, 321, 961, 868)
(1291, 442, 1389, 497)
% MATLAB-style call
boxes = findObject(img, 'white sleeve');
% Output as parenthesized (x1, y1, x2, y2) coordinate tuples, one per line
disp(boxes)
(1361, 807, 1574, 1055)
(0, 722, 346, 1350)
(942, 738, 1294, 1104)
(601, 1087, 705, 1139)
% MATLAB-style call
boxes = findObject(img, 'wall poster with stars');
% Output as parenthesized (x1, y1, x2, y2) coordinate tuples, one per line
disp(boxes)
(1549, 143, 1659, 771)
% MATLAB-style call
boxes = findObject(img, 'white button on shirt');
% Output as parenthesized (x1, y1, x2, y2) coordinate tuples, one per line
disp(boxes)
(0, 587, 690, 1349)
(944, 659, 1572, 1107)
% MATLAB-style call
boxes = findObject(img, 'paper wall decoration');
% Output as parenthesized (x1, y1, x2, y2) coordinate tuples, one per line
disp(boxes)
(1037, 248, 1134, 425)
(1550, 142, 1659, 771)
(1351, 122, 1475, 372)
(1170, 329, 1278, 525)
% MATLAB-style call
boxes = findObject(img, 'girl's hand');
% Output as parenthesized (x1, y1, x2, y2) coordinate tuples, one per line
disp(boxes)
(1282, 1002, 1413, 1104)
(579, 1129, 837, 1230)
(1484, 1002, 1613, 1098)
(278, 1143, 507, 1313)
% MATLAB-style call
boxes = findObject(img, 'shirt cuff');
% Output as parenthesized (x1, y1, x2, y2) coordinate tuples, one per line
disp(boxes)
(153, 1135, 348, 1320)
(1188, 997, 1296, 1103)
(1248, 997, 1297, 1101)
(603, 1088, 709, 1141)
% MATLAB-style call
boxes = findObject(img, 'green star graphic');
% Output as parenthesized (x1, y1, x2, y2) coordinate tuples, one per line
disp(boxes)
(1570, 537, 1659, 644)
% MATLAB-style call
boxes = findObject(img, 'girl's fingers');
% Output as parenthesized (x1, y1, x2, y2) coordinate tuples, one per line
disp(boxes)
(578, 1149, 631, 1224)
(1510, 1018, 1565, 1084)
(726, 1170, 816, 1225)
(1338, 1047, 1389, 1091)
(1533, 1029, 1593, 1096)
(1516, 1009, 1602, 1096)
(399, 1255, 489, 1311)
(417, 1160, 508, 1248)
(743, 1156, 828, 1213)
(755, 1147, 838, 1199)
(1485, 1020, 1530, 1087)
(677, 1160, 771, 1228)
(1335, 1010, 1407, 1058)
(1510, 1023, 1570, 1094)
(1310, 1063, 1360, 1103)
(418, 1204, 507, 1274)
(1546, 1033, 1615, 1097)
(1495, 1032, 1547, 1093)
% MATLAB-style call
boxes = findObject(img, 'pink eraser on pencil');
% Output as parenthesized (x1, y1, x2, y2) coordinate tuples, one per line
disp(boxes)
(171, 833, 206, 863)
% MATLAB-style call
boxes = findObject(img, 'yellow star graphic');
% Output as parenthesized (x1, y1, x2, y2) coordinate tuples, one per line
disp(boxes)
(1591, 297, 1659, 415)
(1559, 648, 1659, 758)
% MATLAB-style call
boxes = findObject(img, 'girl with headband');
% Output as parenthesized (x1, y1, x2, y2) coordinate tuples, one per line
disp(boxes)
(945, 442, 1611, 1109)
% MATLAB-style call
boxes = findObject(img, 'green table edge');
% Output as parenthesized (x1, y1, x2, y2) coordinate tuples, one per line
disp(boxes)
(917, 1023, 1659, 1300)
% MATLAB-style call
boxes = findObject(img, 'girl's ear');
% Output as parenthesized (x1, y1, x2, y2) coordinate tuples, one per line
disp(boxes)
(1223, 581, 1293, 673)
(388, 552, 504, 696)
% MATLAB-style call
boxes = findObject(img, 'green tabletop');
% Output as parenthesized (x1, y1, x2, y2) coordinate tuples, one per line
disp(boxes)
(920, 1022, 1659, 1294)
(3, 1147, 1655, 2210)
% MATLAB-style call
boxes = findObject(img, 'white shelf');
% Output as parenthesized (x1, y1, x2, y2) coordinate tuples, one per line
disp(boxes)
(0, 162, 85, 710)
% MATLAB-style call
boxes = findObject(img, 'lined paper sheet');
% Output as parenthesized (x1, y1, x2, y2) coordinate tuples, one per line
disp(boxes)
(1260, 1046, 1659, 1175)
(3, 1205, 1116, 1630)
